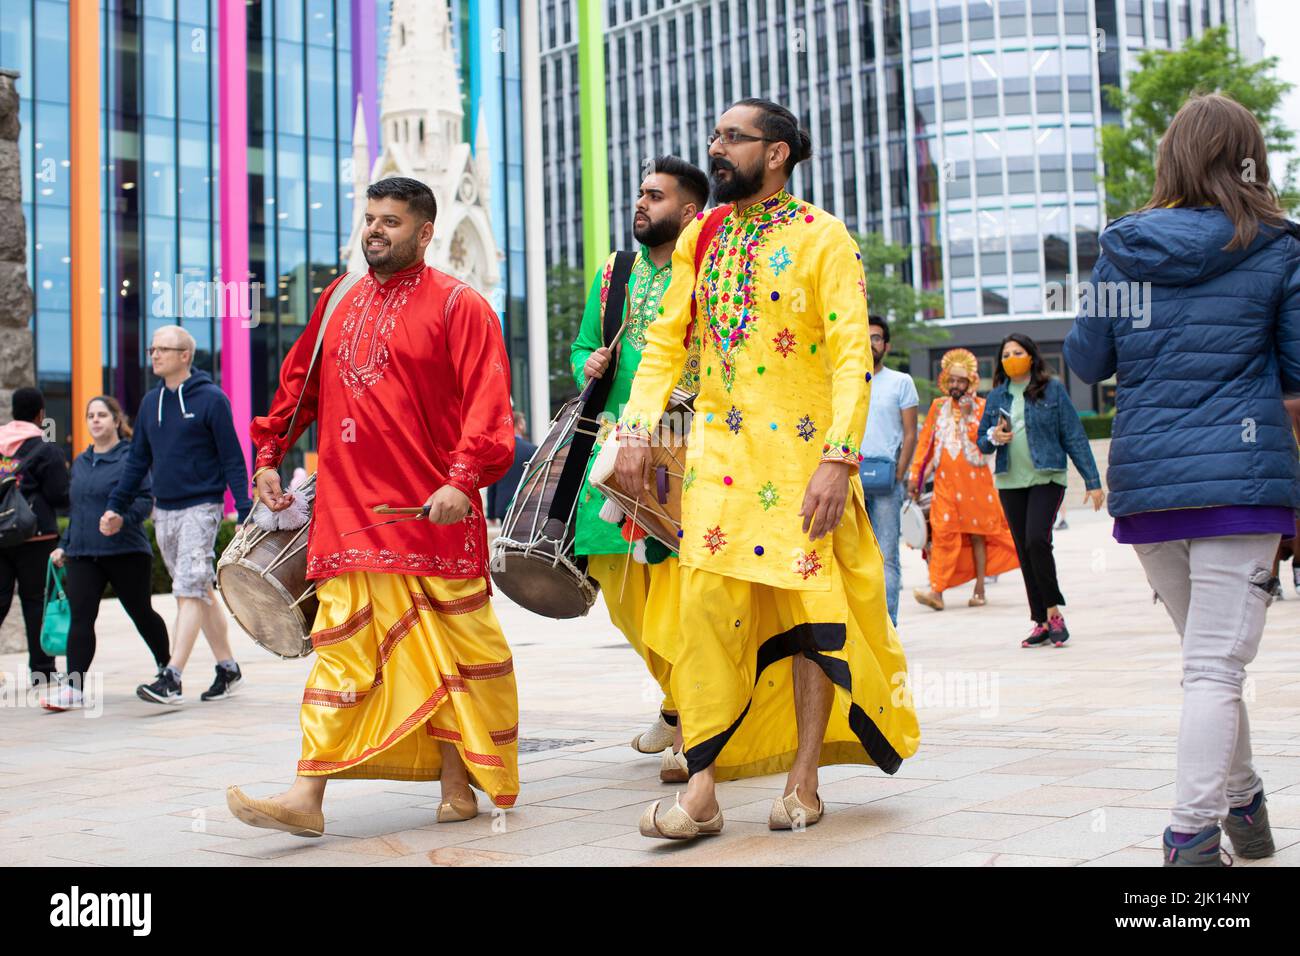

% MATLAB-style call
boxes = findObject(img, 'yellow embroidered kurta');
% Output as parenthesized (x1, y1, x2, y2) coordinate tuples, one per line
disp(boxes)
(620, 190, 870, 592)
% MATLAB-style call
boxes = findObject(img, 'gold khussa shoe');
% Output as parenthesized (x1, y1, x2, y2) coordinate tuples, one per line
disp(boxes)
(638, 795, 724, 841)
(436, 788, 481, 823)
(226, 786, 324, 838)
(769, 786, 825, 831)
(659, 748, 689, 784)
(631, 713, 677, 754)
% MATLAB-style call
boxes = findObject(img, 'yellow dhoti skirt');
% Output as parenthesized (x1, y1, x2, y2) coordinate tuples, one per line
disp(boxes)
(296, 571, 519, 809)
(586, 553, 677, 713)
(644, 489, 920, 781)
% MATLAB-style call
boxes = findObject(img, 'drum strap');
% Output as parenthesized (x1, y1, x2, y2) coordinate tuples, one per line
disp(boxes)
(545, 250, 637, 524)
(281, 270, 365, 447)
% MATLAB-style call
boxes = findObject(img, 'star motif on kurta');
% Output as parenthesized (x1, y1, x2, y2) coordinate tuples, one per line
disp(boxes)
(726, 406, 743, 434)
(773, 327, 797, 357)
(858, 277, 867, 300)
(769, 246, 793, 275)
(683, 467, 697, 493)
(791, 549, 823, 580)
(758, 482, 780, 511)
(797, 415, 817, 442)
(703, 525, 727, 554)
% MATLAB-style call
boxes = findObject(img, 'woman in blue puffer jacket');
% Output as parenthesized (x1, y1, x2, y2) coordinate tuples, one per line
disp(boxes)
(1064, 93, 1300, 868)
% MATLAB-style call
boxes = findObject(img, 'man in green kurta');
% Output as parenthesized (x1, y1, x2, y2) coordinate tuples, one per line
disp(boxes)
(569, 156, 707, 782)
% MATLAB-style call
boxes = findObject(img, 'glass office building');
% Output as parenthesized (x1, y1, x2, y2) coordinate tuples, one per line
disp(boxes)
(539, 0, 1258, 408)
(0, 0, 535, 460)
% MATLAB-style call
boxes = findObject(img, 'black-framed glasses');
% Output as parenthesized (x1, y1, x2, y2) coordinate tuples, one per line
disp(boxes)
(707, 129, 774, 147)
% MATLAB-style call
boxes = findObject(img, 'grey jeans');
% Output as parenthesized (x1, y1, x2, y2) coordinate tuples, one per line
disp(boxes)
(1133, 533, 1280, 834)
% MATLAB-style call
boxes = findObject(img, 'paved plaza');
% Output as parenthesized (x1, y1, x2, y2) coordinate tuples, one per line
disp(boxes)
(3, 502, 1300, 868)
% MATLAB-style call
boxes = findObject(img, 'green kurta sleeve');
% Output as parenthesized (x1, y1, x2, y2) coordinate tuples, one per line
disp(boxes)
(570, 267, 608, 390)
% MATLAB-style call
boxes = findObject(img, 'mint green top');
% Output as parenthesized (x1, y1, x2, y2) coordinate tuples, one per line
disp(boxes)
(996, 379, 1068, 490)
(568, 247, 699, 555)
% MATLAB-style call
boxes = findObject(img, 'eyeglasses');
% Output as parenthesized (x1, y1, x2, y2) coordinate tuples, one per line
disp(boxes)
(869, 334, 886, 344)
(148, 346, 186, 356)
(707, 129, 774, 147)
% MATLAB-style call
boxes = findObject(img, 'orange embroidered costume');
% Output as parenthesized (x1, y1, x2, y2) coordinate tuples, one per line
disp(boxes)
(910, 349, 1019, 595)
(249, 262, 520, 808)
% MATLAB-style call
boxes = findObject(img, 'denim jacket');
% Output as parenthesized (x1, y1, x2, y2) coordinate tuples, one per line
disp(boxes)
(976, 378, 1102, 490)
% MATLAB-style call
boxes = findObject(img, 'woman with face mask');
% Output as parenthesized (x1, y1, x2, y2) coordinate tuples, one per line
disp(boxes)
(977, 335, 1104, 648)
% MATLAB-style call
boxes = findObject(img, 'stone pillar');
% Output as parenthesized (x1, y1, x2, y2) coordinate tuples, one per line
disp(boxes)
(0, 68, 37, 658)
(0, 69, 35, 422)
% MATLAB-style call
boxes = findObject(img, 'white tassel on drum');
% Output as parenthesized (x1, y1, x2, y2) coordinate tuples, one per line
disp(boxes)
(250, 503, 279, 532)
(598, 497, 625, 524)
(276, 491, 311, 531)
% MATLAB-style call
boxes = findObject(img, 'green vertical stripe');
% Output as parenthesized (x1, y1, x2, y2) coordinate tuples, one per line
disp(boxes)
(577, 0, 610, 282)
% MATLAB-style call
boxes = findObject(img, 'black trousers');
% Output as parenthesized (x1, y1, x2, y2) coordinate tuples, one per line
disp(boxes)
(998, 484, 1067, 624)
(64, 553, 171, 688)
(0, 537, 59, 674)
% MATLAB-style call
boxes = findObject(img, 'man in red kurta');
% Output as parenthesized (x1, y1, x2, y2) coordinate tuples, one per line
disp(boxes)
(226, 177, 518, 837)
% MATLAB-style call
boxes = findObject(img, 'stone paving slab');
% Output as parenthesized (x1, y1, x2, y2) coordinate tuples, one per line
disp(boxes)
(2, 506, 1299, 866)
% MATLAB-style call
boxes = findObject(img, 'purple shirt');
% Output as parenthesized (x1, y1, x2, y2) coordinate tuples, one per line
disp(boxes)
(1114, 505, 1297, 545)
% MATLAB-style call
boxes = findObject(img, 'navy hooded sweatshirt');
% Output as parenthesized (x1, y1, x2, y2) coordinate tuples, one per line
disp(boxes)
(106, 369, 253, 520)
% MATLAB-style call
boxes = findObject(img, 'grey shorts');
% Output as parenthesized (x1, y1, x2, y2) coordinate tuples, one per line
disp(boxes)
(153, 502, 223, 602)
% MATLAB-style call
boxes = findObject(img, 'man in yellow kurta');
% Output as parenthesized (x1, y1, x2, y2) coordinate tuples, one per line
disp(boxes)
(616, 99, 920, 840)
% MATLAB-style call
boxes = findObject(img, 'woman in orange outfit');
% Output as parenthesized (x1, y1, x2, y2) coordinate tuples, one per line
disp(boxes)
(908, 348, 1019, 610)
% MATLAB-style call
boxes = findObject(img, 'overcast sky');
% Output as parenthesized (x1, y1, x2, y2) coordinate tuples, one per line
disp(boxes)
(1255, 0, 1300, 180)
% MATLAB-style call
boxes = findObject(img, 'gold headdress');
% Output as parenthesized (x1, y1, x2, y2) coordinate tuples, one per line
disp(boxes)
(937, 348, 980, 393)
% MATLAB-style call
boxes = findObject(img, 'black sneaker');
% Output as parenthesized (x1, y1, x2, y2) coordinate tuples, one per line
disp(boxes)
(137, 670, 183, 705)
(200, 664, 242, 701)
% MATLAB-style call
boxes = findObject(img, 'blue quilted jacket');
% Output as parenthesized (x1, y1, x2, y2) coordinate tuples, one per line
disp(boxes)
(1063, 207, 1300, 517)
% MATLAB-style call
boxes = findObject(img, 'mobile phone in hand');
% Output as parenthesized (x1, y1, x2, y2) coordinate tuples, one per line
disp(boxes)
(997, 408, 1012, 430)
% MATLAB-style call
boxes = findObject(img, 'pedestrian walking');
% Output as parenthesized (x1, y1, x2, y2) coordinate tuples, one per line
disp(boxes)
(978, 333, 1105, 647)
(41, 397, 171, 711)
(1064, 93, 1300, 866)
(0, 386, 70, 685)
(909, 348, 1020, 611)
(100, 325, 253, 705)
(859, 316, 919, 625)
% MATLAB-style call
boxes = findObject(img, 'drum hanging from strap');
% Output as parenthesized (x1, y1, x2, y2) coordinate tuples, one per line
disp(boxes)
(900, 491, 932, 551)
(490, 398, 599, 618)
(216, 474, 318, 659)
(588, 389, 695, 550)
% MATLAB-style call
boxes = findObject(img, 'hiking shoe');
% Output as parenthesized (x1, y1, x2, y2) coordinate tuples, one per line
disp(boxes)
(200, 664, 243, 701)
(1163, 825, 1230, 867)
(137, 670, 183, 705)
(41, 686, 85, 712)
(1021, 623, 1051, 648)
(1223, 790, 1275, 859)
(1048, 613, 1070, 647)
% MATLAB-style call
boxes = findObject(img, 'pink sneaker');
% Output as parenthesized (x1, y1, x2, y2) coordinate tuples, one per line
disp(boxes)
(1048, 613, 1070, 647)
(1021, 623, 1050, 648)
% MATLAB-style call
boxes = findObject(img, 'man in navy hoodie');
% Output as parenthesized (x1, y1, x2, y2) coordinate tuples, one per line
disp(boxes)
(101, 325, 253, 705)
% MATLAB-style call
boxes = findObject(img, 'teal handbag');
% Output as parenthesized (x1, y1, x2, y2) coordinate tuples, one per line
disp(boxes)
(39, 558, 70, 657)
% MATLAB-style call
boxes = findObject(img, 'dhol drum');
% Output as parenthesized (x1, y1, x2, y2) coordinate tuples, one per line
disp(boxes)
(216, 474, 318, 659)
(588, 389, 695, 550)
(900, 490, 933, 551)
(491, 397, 600, 619)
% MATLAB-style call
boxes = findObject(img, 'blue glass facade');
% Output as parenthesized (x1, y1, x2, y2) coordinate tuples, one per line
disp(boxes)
(1, 0, 537, 451)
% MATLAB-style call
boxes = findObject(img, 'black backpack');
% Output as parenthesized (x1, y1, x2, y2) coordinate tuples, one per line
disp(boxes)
(0, 439, 40, 547)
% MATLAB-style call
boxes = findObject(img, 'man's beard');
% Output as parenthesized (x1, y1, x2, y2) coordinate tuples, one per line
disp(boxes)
(363, 231, 422, 271)
(710, 156, 766, 203)
(633, 214, 681, 248)
(871, 345, 885, 367)
(948, 387, 967, 401)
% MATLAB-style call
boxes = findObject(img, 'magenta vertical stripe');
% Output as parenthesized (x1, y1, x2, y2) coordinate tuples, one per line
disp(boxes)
(219, 0, 251, 506)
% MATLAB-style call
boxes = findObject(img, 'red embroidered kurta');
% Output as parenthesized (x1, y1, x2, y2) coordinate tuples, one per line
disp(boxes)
(250, 262, 515, 581)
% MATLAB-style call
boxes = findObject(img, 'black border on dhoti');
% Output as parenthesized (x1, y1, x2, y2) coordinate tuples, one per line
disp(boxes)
(682, 622, 904, 778)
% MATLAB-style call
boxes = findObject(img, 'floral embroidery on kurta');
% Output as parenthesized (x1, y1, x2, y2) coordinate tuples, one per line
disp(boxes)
(797, 415, 817, 442)
(773, 327, 797, 357)
(758, 482, 780, 511)
(336, 271, 423, 398)
(703, 525, 727, 554)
